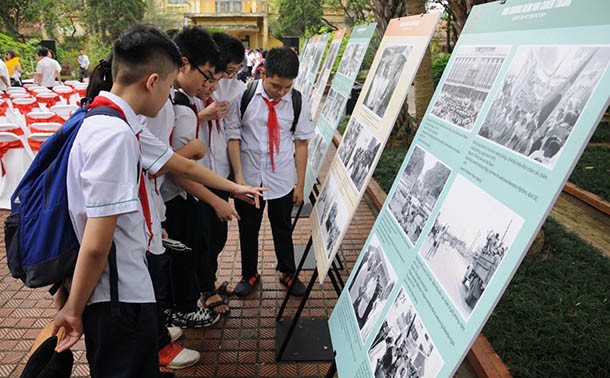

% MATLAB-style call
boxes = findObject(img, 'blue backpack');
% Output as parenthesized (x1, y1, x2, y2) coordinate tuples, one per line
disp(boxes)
(4, 103, 124, 292)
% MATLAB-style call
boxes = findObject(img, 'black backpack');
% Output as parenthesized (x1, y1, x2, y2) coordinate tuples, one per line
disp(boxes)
(240, 79, 302, 132)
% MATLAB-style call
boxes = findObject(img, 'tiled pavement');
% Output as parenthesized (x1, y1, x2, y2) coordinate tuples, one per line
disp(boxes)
(0, 144, 476, 377)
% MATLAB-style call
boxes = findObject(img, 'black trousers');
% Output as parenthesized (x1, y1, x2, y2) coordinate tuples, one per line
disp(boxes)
(197, 188, 229, 293)
(83, 302, 159, 378)
(147, 253, 172, 350)
(234, 190, 296, 278)
(163, 195, 202, 313)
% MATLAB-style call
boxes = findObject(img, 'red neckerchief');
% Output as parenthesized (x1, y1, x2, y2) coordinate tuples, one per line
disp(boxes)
(262, 97, 280, 172)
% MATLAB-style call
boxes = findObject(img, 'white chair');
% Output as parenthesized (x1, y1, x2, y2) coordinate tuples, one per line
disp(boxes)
(11, 97, 38, 115)
(29, 122, 62, 134)
(6, 87, 27, 94)
(28, 132, 54, 155)
(9, 92, 30, 99)
(0, 132, 32, 209)
(50, 104, 78, 120)
(0, 123, 26, 135)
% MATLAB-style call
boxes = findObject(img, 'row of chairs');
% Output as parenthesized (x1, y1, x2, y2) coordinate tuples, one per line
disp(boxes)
(0, 85, 84, 209)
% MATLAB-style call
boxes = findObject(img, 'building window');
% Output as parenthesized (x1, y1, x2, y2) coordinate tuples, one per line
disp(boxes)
(216, 0, 242, 12)
(168, 0, 187, 4)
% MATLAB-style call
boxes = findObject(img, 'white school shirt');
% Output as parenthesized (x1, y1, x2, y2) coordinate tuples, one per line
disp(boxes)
(193, 96, 230, 178)
(160, 89, 199, 202)
(224, 80, 315, 200)
(213, 78, 246, 103)
(66, 91, 155, 304)
(77, 54, 90, 69)
(137, 99, 175, 255)
(36, 57, 57, 87)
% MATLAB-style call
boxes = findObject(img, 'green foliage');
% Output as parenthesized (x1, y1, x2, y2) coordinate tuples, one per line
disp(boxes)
(85, 0, 147, 44)
(373, 147, 408, 193)
(272, 0, 324, 39)
(569, 145, 610, 202)
(0, 32, 40, 73)
(432, 53, 450, 88)
(590, 121, 609, 144)
(336, 115, 350, 135)
(484, 218, 610, 377)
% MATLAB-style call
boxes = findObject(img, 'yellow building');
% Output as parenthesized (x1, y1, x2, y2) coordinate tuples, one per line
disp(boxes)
(155, 0, 346, 50)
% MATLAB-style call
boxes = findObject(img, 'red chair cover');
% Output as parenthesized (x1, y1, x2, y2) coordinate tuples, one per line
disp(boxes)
(0, 139, 24, 176)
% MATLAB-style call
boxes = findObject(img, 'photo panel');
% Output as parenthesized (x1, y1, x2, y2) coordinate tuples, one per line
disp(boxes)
(348, 234, 398, 342)
(368, 287, 443, 378)
(320, 191, 349, 260)
(363, 44, 413, 119)
(320, 88, 348, 126)
(337, 43, 367, 79)
(315, 172, 338, 226)
(478, 45, 610, 169)
(431, 45, 511, 131)
(419, 175, 524, 320)
(341, 125, 381, 192)
(337, 117, 364, 167)
(308, 129, 328, 176)
(388, 146, 452, 246)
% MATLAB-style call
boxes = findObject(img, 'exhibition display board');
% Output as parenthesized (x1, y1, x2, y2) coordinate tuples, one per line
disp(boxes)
(303, 23, 377, 201)
(295, 33, 331, 100)
(328, 1, 610, 377)
(309, 28, 347, 118)
(311, 13, 442, 282)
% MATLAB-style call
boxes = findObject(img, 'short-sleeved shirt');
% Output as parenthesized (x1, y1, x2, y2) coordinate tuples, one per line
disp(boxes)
(0, 60, 9, 91)
(224, 80, 315, 200)
(36, 57, 57, 87)
(160, 89, 199, 202)
(193, 96, 230, 179)
(77, 54, 89, 69)
(67, 91, 155, 304)
(137, 99, 175, 254)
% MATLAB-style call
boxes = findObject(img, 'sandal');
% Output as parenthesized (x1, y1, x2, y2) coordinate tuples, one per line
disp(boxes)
(215, 280, 234, 296)
(234, 273, 261, 297)
(200, 291, 230, 315)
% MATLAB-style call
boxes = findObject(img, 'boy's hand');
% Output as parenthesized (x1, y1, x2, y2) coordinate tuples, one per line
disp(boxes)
(198, 100, 229, 122)
(53, 308, 83, 352)
(293, 186, 304, 207)
(212, 197, 240, 222)
(233, 185, 267, 208)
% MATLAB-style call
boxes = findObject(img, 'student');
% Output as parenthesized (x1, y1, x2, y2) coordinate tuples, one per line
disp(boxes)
(4, 50, 22, 87)
(77, 48, 90, 82)
(226, 46, 314, 297)
(191, 32, 247, 312)
(52, 25, 183, 378)
(0, 56, 9, 91)
(159, 25, 229, 328)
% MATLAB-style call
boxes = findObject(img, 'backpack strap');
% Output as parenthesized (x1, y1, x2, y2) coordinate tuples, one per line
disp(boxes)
(240, 79, 302, 133)
(172, 90, 199, 139)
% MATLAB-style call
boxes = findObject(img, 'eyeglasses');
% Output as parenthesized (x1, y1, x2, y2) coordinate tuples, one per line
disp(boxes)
(194, 65, 217, 83)
(225, 64, 243, 76)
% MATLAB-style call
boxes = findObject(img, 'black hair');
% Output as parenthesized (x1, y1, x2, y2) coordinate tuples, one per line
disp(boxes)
(6, 50, 17, 59)
(112, 24, 183, 85)
(173, 26, 221, 70)
(264, 46, 299, 79)
(212, 32, 245, 66)
(86, 53, 113, 99)
(37, 47, 49, 57)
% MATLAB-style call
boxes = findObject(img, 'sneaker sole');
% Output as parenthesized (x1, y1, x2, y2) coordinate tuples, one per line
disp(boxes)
(171, 312, 221, 329)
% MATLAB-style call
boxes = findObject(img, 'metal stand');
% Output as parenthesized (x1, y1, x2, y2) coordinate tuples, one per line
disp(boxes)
(324, 359, 337, 378)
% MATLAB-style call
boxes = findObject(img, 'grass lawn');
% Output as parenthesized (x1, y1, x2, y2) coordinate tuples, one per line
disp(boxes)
(483, 218, 610, 377)
(569, 144, 610, 202)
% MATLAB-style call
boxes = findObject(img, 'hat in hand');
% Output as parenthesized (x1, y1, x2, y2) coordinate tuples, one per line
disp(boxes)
(21, 335, 73, 378)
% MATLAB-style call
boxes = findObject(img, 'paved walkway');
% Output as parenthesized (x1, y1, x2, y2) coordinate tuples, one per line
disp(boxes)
(0, 144, 480, 377)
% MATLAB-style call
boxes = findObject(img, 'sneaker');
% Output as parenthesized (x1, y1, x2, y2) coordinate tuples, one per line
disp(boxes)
(167, 326, 183, 342)
(279, 272, 307, 297)
(171, 307, 220, 328)
(234, 273, 261, 297)
(158, 341, 200, 369)
(163, 308, 173, 327)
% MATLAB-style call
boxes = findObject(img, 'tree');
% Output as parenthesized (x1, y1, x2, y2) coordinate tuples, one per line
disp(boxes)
(85, 0, 147, 44)
(272, 0, 325, 40)
(0, 0, 59, 41)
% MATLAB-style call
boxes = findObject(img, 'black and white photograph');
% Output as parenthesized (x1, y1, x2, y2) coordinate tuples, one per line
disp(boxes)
(368, 288, 443, 378)
(307, 129, 329, 177)
(320, 42, 341, 76)
(388, 146, 451, 245)
(363, 44, 413, 119)
(348, 234, 397, 342)
(337, 117, 364, 166)
(320, 189, 349, 258)
(337, 43, 367, 79)
(420, 175, 524, 319)
(320, 88, 347, 126)
(315, 172, 338, 226)
(342, 126, 381, 192)
(478, 45, 610, 169)
(431, 45, 510, 131)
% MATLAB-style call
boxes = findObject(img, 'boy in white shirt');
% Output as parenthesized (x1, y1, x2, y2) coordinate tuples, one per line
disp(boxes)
(226, 47, 315, 297)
